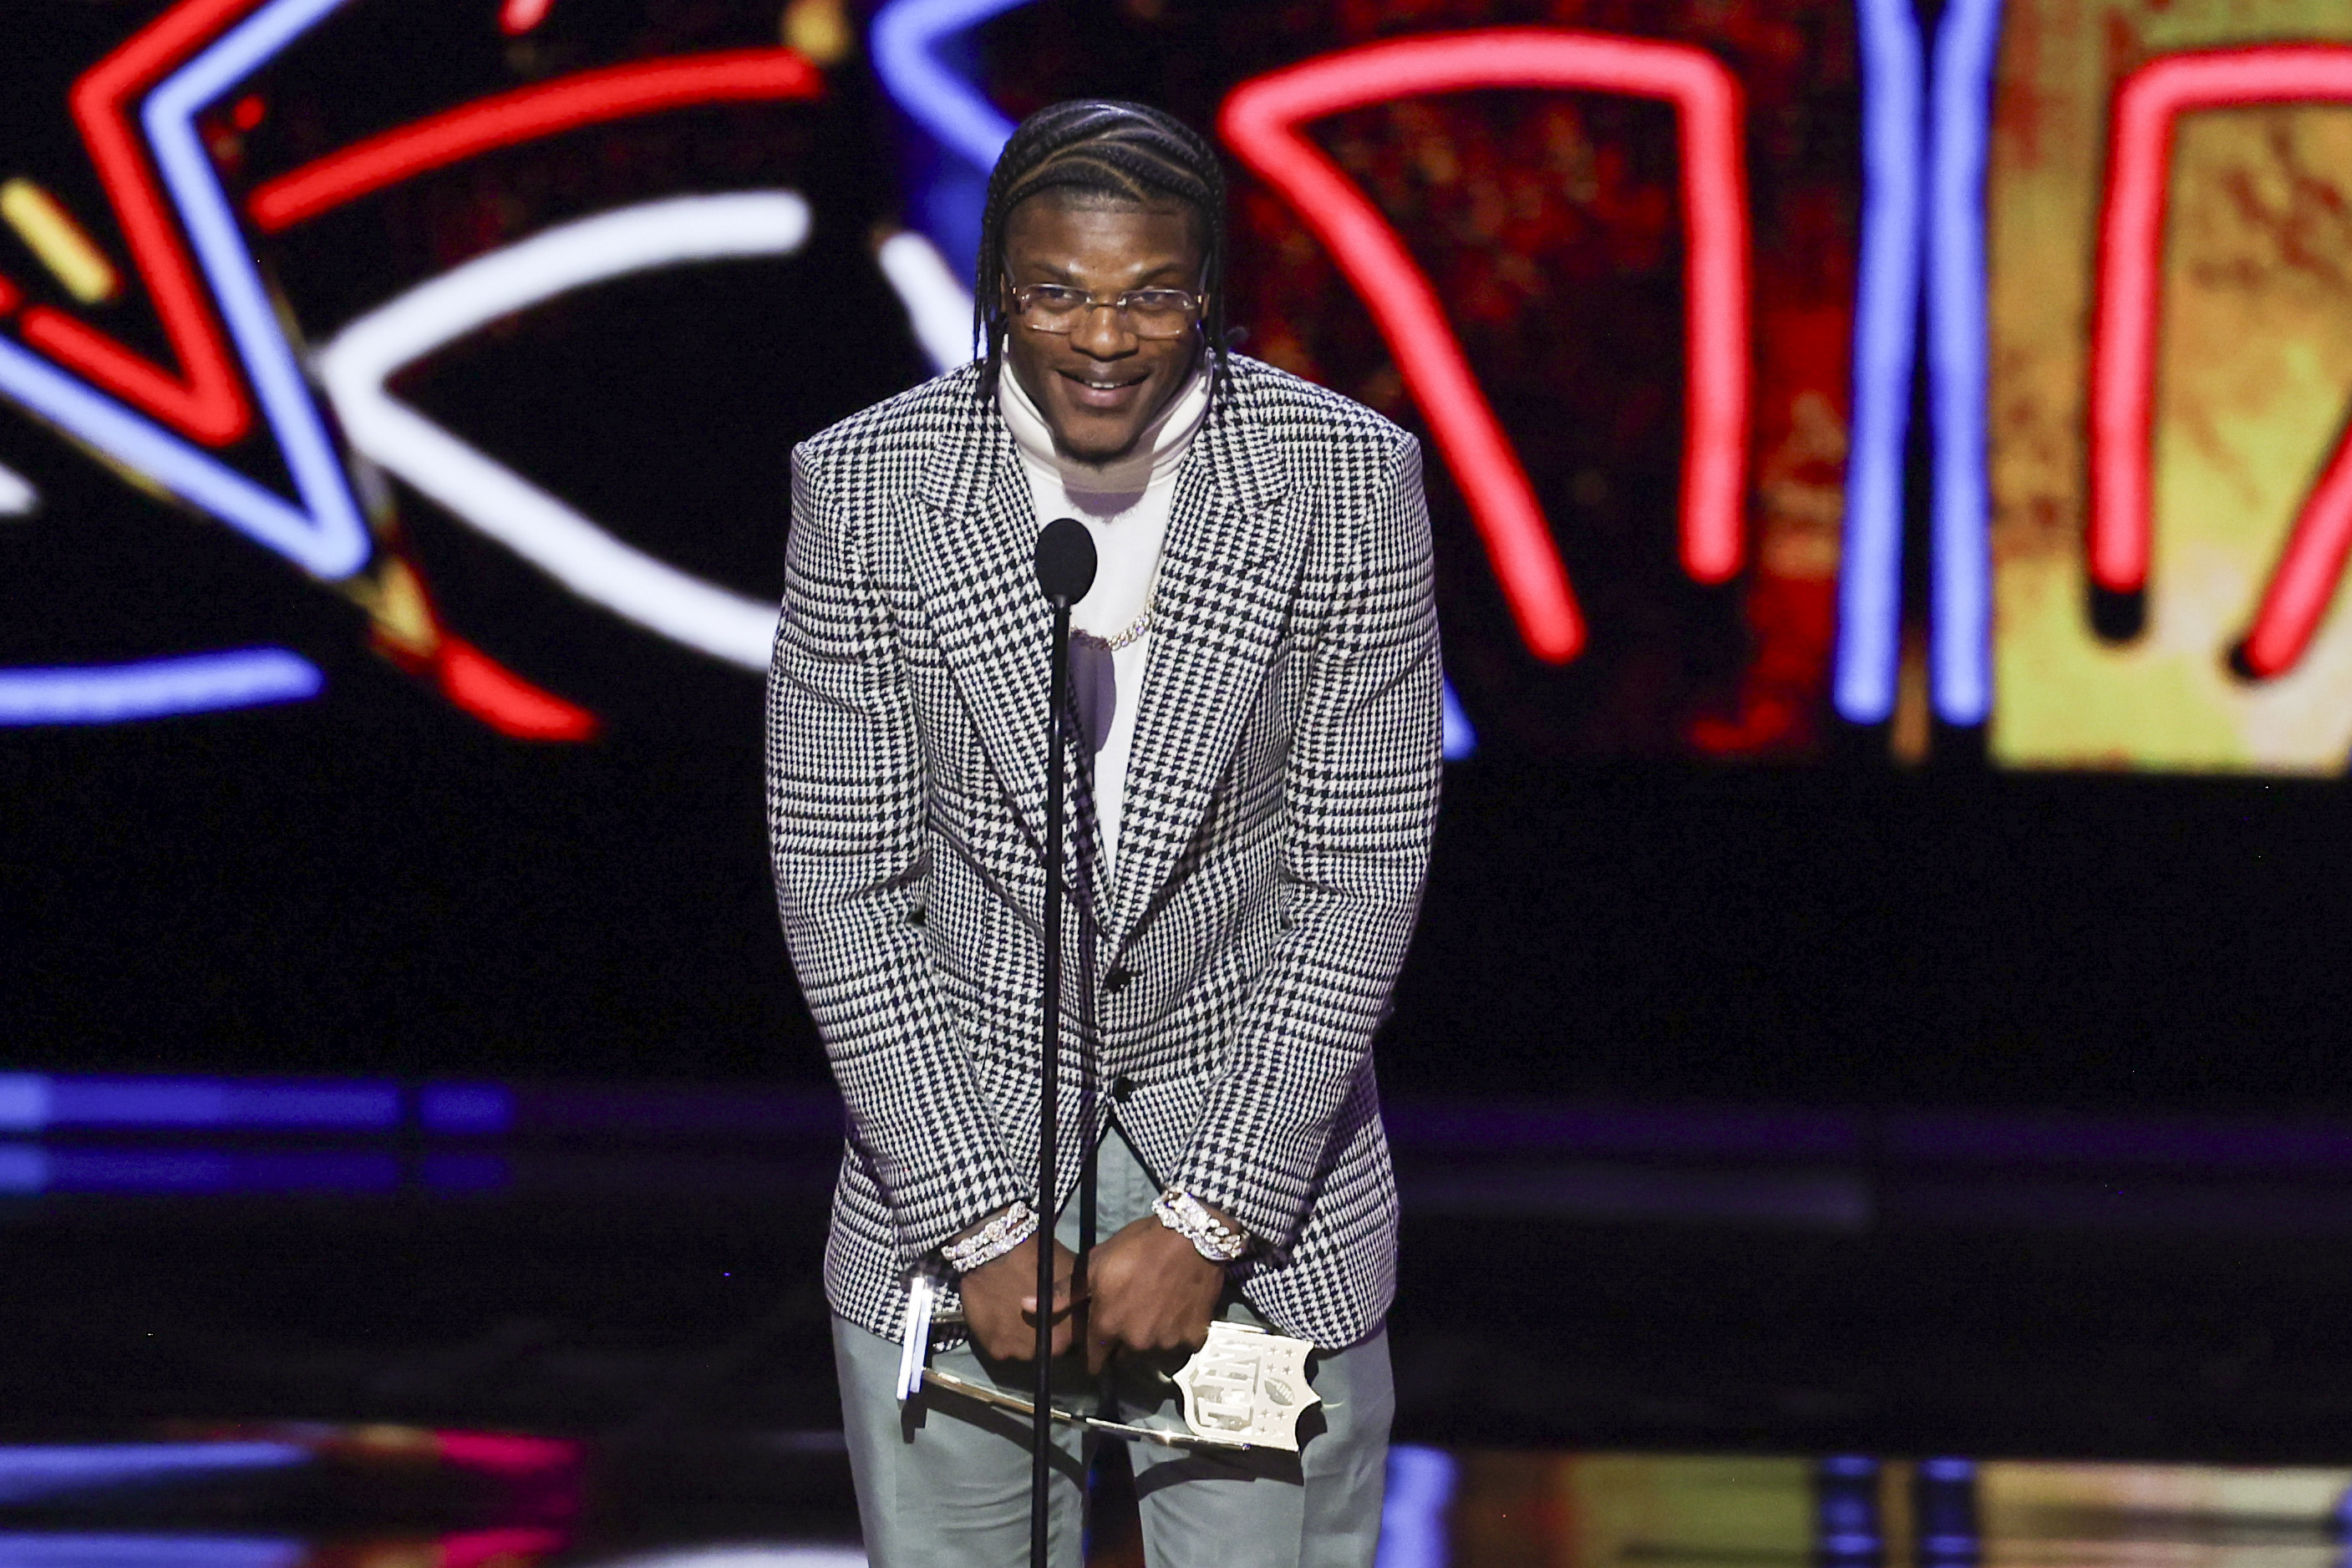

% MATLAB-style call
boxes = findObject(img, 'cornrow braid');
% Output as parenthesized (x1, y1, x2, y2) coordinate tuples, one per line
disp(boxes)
(973, 99, 1230, 403)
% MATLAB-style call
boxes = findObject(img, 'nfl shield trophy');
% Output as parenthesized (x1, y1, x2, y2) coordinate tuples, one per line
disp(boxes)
(899, 1279, 1322, 1452)
(1170, 1322, 1322, 1451)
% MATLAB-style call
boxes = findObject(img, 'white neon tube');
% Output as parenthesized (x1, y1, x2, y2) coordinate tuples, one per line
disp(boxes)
(876, 229, 974, 373)
(318, 193, 810, 670)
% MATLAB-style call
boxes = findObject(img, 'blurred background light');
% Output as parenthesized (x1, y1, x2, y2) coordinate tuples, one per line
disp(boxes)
(0, 1446, 307, 1508)
(0, 460, 38, 515)
(1375, 1446, 1459, 1568)
(0, 1539, 307, 1568)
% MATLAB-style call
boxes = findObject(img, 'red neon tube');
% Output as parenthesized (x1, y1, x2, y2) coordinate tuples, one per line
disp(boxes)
(249, 51, 824, 232)
(20, 0, 257, 445)
(1220, 28, 1752, 664)
(434, 636, 598, 742)
(2090, 46, 2352, 677)
(2240, 427, 2352, 677)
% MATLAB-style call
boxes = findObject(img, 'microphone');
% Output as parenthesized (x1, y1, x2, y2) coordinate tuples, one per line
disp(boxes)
(1034, 516, 1097, 606)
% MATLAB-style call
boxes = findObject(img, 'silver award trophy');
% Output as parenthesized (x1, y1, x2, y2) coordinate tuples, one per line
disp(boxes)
(897, 1276, 1323, 1452)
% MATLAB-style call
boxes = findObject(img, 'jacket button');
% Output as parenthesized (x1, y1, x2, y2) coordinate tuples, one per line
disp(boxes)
(1112, 1075, 1135, 1102)
(1103, 966, 1132, 993)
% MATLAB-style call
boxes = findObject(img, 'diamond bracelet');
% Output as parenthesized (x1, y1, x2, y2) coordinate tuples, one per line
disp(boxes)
(1152, 1188, 1248, 1262)
(940, 1200, 1039, 1275)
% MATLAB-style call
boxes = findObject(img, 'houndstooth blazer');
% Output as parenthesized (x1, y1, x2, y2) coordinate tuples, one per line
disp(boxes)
(765, 352, 1442, 1350)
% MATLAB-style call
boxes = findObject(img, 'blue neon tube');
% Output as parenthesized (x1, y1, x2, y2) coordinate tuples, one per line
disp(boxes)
(0, 650, 321, 725)
(870, 0, 1029, 171)
(1833, 0, 1924, 726)
(140, 0, 371, 581)
(1926, 0, 2004, 726)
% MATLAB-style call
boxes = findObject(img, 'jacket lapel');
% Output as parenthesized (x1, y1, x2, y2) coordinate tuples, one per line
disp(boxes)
(902, 378, 1107, 929)
(1109, 377, 1302, 943)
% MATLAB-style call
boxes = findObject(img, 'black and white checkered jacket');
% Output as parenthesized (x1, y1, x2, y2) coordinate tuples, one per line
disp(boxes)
(765, 353, 1442, 1349)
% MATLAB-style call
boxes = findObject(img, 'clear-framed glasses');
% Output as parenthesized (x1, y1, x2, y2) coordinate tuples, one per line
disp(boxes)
(1008, 283, 1204, 339)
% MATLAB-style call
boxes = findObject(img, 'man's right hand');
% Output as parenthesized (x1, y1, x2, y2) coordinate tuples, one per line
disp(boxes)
(958, 1235, 1081, 1361)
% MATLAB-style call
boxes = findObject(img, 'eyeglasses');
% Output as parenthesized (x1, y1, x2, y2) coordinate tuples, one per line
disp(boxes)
(1008, 283, 1204, 339)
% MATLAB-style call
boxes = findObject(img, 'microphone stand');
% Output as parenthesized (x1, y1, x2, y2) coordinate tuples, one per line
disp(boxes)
(1029, 515, 1092, 1568)
(1034, 584, 1070, 1568)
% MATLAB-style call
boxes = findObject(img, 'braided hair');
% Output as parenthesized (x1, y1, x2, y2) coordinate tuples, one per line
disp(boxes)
(973, 99, 1230, 402)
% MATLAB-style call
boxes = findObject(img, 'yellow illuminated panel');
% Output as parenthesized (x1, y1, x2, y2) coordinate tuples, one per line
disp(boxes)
(1989, 1, 2352, 772)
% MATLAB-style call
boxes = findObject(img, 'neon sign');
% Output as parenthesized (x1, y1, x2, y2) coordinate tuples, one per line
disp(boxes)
(317, 194, 812, 672)
(0, 0, 826, 729)
(1221, 29, 1752, 666)
(2089, 45, 2352, 681)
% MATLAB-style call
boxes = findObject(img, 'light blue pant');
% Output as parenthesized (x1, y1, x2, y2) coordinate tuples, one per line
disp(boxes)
(834, 1130, 1393, 1568)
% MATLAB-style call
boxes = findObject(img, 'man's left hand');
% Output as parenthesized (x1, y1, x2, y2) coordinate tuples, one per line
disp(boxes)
(1084, 1212, 1228, 1373)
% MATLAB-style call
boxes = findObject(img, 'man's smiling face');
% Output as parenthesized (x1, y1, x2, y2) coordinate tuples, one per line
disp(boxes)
(999, 192, 1206, 464)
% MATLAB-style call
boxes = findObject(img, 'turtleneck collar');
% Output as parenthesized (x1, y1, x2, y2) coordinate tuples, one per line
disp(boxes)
(998, 355, 1211, 500)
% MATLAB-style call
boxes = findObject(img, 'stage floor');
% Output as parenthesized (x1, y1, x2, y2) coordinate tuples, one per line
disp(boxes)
(18, 1080, 2352, 1512)
(4, 1424, 2349, 1568)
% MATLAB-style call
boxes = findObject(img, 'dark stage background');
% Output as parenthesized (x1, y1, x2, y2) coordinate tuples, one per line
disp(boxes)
(8, 0, 2352, 1109)
(13, 717, 2352, 1113)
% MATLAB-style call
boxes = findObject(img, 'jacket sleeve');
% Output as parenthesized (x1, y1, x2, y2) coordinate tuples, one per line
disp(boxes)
(1171, 432, 1444, 1252)
(766, 445, 1024, 1263)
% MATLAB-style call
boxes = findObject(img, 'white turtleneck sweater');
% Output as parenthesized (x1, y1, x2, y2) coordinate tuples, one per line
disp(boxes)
(998, 362, 1210, 884)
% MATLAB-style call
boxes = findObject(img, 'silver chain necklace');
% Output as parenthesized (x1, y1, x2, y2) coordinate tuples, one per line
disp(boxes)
(1096, 598, 1155, 652)
(1073, 585, 1156, 652)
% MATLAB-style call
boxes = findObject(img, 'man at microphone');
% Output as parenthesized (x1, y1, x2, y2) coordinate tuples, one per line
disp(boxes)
(766, 99, 1442, 1567)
